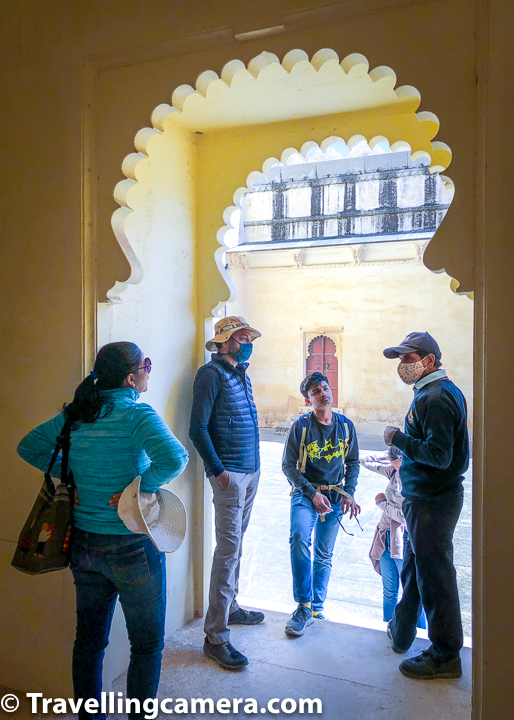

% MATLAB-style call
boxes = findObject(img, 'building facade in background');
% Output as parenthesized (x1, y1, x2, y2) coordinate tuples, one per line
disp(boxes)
(226, 149, 472, 433)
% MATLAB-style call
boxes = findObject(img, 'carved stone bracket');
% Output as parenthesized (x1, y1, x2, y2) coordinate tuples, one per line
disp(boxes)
(292, 250, 304, 268)
(229, 253, 249, 270)
(351, 246, 363, 265)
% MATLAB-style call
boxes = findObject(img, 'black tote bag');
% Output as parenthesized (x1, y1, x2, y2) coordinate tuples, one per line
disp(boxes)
(12, 418, 75, 575)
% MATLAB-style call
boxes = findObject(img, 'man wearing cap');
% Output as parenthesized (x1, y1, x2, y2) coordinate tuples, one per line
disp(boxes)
(382, 332, 469, 680)
(189, 316, 263, 670)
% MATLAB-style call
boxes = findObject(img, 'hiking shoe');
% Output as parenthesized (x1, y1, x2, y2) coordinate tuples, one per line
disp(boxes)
(399, 651, 462, 680)
(203, 638, 248, 670)
(285, 604, 314, 636)
(313, 612, 326, 620)
(228, 608, 265, 625)
(387, 620, 410, 654)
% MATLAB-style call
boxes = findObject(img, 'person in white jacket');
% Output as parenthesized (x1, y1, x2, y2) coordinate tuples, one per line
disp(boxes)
(361, 446, 425, 628)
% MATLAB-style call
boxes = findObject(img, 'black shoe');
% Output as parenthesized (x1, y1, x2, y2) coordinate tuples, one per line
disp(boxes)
(387, 620, 410, 654)
(203, 638, 249, 670)
(399, 651, 462, 680)
(285, 604, 314, 636)
(228, 607, 265, 625)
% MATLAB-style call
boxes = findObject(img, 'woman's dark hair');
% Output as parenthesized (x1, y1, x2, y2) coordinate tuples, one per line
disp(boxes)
(63, 342, 143, 425)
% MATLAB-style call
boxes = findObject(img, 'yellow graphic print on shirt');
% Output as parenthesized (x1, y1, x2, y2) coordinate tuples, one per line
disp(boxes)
(306, 438, 348, 463)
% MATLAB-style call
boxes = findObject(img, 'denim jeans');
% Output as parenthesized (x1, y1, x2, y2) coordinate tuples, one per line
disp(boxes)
(289, 490, 341, 612)
(379, 530, 426, 628)
(70, 528, 166, 720)
(390, 491, 464, 660)
(205, 469, 260, 644)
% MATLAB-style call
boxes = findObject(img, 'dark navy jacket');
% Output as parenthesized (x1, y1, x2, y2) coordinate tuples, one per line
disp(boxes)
(392, 374, 469, 500)
(189, 353, 260, 477)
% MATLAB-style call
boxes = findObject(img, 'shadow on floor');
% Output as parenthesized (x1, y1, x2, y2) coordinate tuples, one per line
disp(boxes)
(1, 612, 471, 720)
(113, 609, 471, 719)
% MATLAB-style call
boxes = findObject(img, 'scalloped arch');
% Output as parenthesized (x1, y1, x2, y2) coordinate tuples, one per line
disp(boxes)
(213, 134, 455, 314)
(109, 48, 454, 305)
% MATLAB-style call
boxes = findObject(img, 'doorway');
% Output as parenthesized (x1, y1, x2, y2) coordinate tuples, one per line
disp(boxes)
(306, 335, 339, 406)
(102, 44, 475, 713)
(223, 142, 473, 643)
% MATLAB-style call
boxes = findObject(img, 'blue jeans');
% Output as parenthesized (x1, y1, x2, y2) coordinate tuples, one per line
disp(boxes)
(379, 530, 426, 628)
(70, 529, 166, 720)
(289, 491, 341, 612)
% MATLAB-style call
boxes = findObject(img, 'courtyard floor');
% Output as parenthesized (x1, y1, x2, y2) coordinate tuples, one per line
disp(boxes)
(238, 430, 472, 641)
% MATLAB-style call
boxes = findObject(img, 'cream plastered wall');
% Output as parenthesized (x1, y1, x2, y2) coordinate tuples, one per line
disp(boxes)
(226, 262, 474, 431)
(2, 0, 514, 716)
(97, 124, 198, 686)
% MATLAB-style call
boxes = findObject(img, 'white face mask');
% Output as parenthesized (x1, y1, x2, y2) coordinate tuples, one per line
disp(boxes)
(397, 359, 426, 385)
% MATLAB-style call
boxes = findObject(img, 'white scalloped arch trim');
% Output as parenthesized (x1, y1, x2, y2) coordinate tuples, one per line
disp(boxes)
(213, 135, 455, 315)
(109, 48, 453, 304)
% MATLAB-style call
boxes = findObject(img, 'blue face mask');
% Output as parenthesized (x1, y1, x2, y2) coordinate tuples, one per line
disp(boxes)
(233, 342, 253, 364)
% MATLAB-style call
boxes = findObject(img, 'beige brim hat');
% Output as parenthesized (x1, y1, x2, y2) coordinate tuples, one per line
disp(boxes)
(117, 476, 187, 553)
(206, 315, 261, 352)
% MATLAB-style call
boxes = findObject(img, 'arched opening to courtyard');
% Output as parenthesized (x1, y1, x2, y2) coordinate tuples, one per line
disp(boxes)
(221, 138, 473, 639)
(95, 46, 474, 711)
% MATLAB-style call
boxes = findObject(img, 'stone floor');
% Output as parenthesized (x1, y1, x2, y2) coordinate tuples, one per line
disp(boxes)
(0, 611, 472, 720)
(238, 431, 472, 640)
(130, 611, 471, 719)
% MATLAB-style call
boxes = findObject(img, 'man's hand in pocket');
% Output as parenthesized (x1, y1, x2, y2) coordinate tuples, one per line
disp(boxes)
(215, 471, 230, 490)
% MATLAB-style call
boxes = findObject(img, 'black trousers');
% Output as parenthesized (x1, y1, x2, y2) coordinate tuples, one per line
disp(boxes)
(390, 490, 464, 660)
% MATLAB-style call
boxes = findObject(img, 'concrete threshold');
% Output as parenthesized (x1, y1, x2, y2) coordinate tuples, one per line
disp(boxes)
(237, 594, 472, 649)
(2, 608, 471, 720)
(112, 608, 471, 720)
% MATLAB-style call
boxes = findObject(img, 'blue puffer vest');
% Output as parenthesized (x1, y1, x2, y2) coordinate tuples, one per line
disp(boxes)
(207, 355, 260, 473)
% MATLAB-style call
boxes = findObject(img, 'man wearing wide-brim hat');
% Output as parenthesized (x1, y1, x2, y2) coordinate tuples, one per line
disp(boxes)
(189, 316, 263, 670)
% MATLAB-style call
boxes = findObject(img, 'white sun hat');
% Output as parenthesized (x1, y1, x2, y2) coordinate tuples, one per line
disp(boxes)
(117, 476, 187, 553)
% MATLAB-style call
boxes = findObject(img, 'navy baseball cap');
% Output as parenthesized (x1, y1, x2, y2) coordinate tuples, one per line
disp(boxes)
(383, 332, 441, 360)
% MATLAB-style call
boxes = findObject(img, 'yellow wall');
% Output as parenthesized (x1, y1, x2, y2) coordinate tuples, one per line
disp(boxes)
(196, 111, 457, 320)
(227, 261, 474, 430)
(1, 0, 513, 715)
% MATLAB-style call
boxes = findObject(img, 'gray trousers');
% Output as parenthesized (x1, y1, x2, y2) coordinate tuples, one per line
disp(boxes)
(204, 469, 260, 644)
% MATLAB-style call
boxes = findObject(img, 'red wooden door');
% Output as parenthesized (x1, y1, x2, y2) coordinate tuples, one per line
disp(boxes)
(306, 336, 338, 406)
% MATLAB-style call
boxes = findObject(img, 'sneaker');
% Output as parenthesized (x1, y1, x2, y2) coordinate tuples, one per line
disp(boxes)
(228, 608, 265, 625)
(387, 620, 410, 654)
(285, 604, 314, 636)
(313, 612, 326, 620)
(399, 651, 462, 680)
(203, 638, 249, 670)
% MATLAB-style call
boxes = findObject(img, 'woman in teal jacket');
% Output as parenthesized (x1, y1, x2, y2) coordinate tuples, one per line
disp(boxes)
(17, 342, 188, 720)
